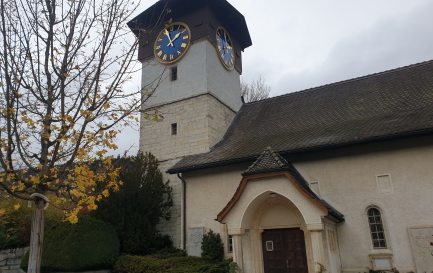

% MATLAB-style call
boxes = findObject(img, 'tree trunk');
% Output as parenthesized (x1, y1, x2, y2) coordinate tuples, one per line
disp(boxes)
(27, 198, 46, 273)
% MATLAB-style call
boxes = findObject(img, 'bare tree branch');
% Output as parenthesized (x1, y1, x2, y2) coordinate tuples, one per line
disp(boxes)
(241, 76, 271, 103)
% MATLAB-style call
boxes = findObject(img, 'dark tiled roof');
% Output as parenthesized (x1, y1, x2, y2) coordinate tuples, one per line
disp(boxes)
(242, 147, 290, 176)
(240, 147, 344, 222)
(169, 60, 433, 173)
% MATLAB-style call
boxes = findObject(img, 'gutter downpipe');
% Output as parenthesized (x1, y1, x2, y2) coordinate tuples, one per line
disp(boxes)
(177, 173, 187, 251)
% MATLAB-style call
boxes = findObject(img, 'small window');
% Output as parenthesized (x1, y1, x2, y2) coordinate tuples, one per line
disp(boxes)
(228, 235, 233, 253)
(170, 66, 178, 81)
(265, 241, 274, 252)
(171, 123, 178, 135)
(368, 208, 387, 249)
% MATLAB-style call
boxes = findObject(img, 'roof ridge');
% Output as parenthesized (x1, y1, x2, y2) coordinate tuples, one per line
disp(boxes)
(245, 59, 433, 106)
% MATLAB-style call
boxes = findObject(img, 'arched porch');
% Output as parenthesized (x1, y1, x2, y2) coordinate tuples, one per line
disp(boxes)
(216, 148, 343, 273)
(220, 175, 332, 273)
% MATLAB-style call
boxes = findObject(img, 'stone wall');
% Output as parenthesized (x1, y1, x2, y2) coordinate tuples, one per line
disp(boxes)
(140, 94, 235, 162)
(140, 94, 236, 248)
(0, 248, 27, 273)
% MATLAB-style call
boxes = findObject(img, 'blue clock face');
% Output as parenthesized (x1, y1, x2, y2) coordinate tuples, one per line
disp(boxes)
(216, 27, 235, 70)
(154, 22, 191, 64)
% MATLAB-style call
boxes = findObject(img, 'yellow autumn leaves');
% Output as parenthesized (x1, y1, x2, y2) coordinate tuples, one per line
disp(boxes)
(0, 202, 22, 217)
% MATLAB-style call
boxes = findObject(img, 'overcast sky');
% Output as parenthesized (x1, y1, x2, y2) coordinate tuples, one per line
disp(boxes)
(116, 0, 433, 155)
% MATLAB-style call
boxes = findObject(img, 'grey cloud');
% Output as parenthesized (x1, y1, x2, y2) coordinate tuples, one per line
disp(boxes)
(273, 1, 433, 95)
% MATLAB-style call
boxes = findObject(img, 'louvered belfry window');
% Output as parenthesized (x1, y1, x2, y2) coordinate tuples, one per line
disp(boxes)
(368, 208, 387, 248)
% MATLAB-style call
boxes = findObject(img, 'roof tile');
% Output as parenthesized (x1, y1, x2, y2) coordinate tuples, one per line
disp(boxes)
(169, 60, 433, 173)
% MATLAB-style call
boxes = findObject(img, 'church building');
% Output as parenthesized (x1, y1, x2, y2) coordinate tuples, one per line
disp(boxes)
(128, 0, 433, 272)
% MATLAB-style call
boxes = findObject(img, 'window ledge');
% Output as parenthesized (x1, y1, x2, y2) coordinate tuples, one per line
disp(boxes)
(369, 249, 393, 256)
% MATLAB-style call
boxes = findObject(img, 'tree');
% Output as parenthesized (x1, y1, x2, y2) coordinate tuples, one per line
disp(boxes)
(201, 230, 224, 262)
(241, 76, 271, 103)
(0, 0, 159, 272)
(94, 152, 173, 255)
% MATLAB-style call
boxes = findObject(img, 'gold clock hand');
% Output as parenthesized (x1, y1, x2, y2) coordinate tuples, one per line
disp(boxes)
(224, 33, 230, 53)
(171, 32, 181, 43)
(164, 29, 174, 47)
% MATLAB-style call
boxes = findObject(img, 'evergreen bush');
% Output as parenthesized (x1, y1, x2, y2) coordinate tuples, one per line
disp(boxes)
(94, 152, 173, 255)
(21, 216, 119, 272)
(201, 230, 225, 262)
(151, 248, 187, 259)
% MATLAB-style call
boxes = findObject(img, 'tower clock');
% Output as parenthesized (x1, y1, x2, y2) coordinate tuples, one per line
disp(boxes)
(216, 27, 235, 70)
(154, 22, 191, 64)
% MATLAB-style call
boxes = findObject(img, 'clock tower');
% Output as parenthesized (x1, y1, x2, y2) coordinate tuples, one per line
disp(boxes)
(128, 0, 251, 249)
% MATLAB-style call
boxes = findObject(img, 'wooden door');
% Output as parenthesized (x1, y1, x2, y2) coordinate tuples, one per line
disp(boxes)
(262, 229, 308, 273)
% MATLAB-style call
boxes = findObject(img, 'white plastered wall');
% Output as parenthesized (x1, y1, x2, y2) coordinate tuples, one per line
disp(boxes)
(182, 137, 433, 273)
(185, 170, 340, 273)
(141, 39, 242, 112)
(294, 137, 433, 273)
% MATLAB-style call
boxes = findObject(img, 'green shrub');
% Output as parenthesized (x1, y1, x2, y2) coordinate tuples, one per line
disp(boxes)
(94, 152, 173, 255)
(151, 248, 187, 259)
(114, 255, 236, 273)
(0, 199, 63, 250)
(0, 228, 8, 247)
(0, 201, 32, 250)
(21, 216, 119, 272)
(201, 230, 224, 262)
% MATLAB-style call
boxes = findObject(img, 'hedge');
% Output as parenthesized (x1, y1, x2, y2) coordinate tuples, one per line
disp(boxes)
(114, 254, 239, 273)
(21, 216, 119, 272)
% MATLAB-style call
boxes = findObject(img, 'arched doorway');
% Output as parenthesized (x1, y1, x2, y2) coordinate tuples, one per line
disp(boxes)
(217, 170, 344, 273)
(240, 192, 312, 273)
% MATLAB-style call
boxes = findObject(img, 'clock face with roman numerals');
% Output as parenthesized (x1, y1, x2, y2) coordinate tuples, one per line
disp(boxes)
(154, 22, 191, 65)
(216, 27, 235, 70)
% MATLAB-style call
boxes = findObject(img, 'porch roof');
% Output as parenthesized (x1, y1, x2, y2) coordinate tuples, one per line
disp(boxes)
(217, 147, 345, 223)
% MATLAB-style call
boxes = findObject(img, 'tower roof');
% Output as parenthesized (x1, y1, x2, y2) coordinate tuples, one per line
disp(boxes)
(128, 0, 252, 51)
